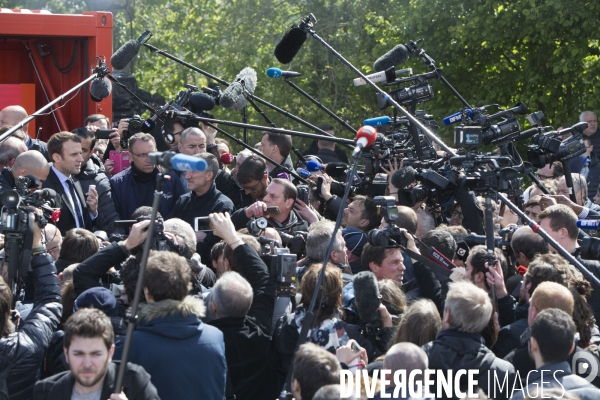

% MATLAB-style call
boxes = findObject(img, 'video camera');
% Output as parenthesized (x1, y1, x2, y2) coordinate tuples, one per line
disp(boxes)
(247, 217, 307, 258)
(120, 114, 144, 148)
(0, 175, 61, 280)
(366, 196, 408, 248)
(113, 216, 182, 254)
(257, 237, 297, 297)
(527, 122, 588, 168)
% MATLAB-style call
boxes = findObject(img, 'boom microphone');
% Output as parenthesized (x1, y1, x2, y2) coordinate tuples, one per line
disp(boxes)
(391, 166, 417, 190)
(189, 92, 216, 113)
(266, 68, 302, 78)
(306, 160, 323, 172)
(90, 77, 112, 102)
(353, 271, 382, 325)
(110, 39, 141, 70)
(148, 152, 208, 172)
(274, 24, 307, 64)
(141, 101, 174, 133)
(373, 44, 410, 72)
(352, 126, 377, 157)
(577, 220, 600, 230)
(325, 162, 348, 178)
(220, 67, 257, 111)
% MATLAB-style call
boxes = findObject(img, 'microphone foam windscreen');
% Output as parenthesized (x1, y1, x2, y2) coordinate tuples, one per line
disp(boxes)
(110, 40, 141, 70)
(306, 159, 322, 172)
(373, 44, 410, 72)
(353, 271, 382, 324)
(221, 67, 257, 111)
(90, 77, 112, 102)
(325, 162, 348, 178)
(390, 166, 417, 190)
(190, 92, 216, 113)
(274, 25, 307, 64)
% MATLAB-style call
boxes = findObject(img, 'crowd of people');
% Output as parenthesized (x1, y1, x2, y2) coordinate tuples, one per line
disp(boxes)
(0, 104, 599, 400)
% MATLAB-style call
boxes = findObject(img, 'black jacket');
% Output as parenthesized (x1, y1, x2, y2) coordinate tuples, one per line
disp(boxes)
(33, 361, 159, 400)
(422, 329, 515, 399)
(492, 302, 529, 359)
(0, 167, 15, 200)
(168, 183, 234, 264)
(75, 154, 125, 236)
(208, 244, 279, 400)
(268, 156, 294, 180)
(26, 136, 51, 162)
(316, 148, 343, 164)
(42, 166, 94, 235)
(73, 242, 129, 296)
(587, 153, 600, 200)
(1, 254, 61, 400)
(302, 139, 349, 164)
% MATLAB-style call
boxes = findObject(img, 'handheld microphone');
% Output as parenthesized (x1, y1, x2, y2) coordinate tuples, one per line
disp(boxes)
(363, 116, 392, 127)
(352, 126, 378, 157)
(149, 152, 207, 172)
(353, 271, 382, 325)
(90, 76, 112, 102)
(274, 24, 307, 64)
(220, 67, 257, 111)
(110, 40, 142, 70)
(577, 220, 600, 230)
(442, 109, 474, 126)
(353, 68, 412, 87)
(373, 44, 411, 72)
(306, 160, 323, 172)
(296, 168, 311, 179)
(266, 68, 302, 78)
(220, 153, 235, 165)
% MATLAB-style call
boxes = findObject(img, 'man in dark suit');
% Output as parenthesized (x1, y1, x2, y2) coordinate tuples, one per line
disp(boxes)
(43, 132, 99, 235)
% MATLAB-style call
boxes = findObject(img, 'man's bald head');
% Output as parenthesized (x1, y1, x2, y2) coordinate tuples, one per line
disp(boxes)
(384, 342, 428, 374)
(0, 106, 29, 133)
(12, 150, 50, 184)
(0, 137, 28, 167)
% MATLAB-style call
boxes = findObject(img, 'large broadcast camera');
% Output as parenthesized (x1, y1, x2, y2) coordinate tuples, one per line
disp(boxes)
(526, 122, 588, 168)
(366, 196, 408, 248)
(0, 175, 61, 280)
(257, 237, 297, 297)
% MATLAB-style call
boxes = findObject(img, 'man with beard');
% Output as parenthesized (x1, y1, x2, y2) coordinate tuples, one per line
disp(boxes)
(33, 308, 158, 399)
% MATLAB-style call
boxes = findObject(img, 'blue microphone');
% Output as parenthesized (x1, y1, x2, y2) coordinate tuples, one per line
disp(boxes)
(296, 168, 311, 179)
(149, 152, 207, 172)
(306, 160, 323, 172)
(576, 220, 600, 230)
(442, 109, 474, 126)
(266, 68, 302, 78)
(363, 116, 392, 127)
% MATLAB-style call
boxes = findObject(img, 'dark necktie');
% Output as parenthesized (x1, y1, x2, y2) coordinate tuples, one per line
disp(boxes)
(66, 178, 85, 228)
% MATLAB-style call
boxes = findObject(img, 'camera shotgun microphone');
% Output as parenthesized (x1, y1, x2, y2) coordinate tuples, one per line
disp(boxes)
(353, 67, 412, 87)
(352, 126, 378, 157)
(577, 220, 600, 230)
(141, 100, 174, 133)
(149, 152, 207, 172)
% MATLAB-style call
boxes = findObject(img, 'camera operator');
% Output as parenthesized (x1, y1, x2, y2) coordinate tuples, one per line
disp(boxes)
(231, 178, 309, 236)
(0, 137, 27, 170)
(537, 204, 600, 322)
(102, 118, 134, 175)
(0, 150, 49, 199)
(1, 210, 61, 400)
(236, 154, 270, 202)
(205, 211, 279, 400)
(167, 152, 234, 265)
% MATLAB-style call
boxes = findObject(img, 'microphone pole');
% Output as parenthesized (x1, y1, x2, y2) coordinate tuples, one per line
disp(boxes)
(200, 120, 310, 184)
(140, 40, 342, 142)
(493, 189, 600, 289)
(280, 76, 358, 136)
(280, 153, 361, 400)
(114, 171, 168, 392)
(299, 14, 456, 157)
(0, 62, 110, 144)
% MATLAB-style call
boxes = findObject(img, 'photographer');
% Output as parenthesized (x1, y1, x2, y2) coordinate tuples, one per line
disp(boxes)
(102, 118, 133, 176)
(0, 150, 50, 199)
(231, 178, 309, 236)
(1, 211, 62, 400)
(206, 212, 279, 400)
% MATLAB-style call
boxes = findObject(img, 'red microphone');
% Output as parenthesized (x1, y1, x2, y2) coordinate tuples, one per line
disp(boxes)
(220, 152, 235, 165)
(352, 125, 378, 157)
